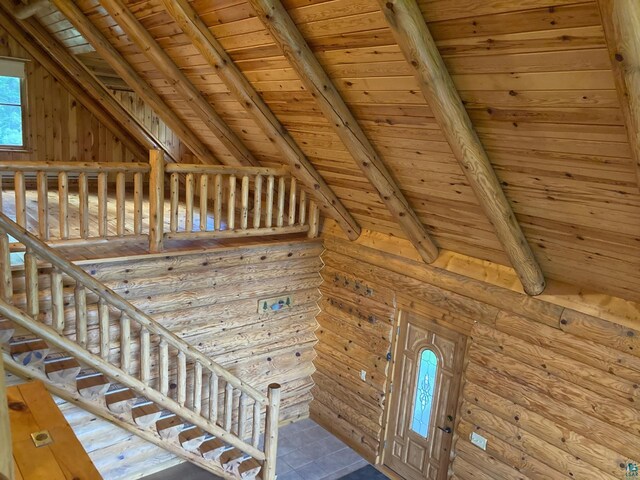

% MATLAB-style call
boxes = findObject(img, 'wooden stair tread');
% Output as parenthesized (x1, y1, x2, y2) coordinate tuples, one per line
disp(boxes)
(200, 437, 233, 461)
(156, 414, 185, 439)
(132, 401, 162, 427)
(76, 373, 111, 399)
(179, 426, 207, 452)
(44, 356, 81, 383)
(105, 387, 137, 413)
(10, 337, 49, 366)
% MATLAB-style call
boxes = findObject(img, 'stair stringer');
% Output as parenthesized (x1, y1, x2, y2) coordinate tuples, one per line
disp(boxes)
(3, 353, 233, 478)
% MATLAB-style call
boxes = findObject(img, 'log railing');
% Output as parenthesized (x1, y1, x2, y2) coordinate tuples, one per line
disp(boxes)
(149, 150, 320, 251)
(0, 153, 320, 253)
(0, 212, 280, 477)
(0, 161, 148, 245)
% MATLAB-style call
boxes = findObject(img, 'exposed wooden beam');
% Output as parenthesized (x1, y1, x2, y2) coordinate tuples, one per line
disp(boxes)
(100, 0, 258, 167)
(247, 0, 438, 262)
(4, 8, 181, 163)
(49, 0, 220, 166)
(160, 0, 360, 240)
(598, 0, 640, 188)
(0, 4, 147, 161)
(378, 0, 545, 296)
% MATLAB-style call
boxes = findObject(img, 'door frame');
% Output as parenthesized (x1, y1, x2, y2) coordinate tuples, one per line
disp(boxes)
(380, 307, 468, 479)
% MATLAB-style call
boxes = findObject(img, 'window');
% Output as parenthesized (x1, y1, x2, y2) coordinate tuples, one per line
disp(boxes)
(0, 59, 26, 148)
(410, 349, 438, 437)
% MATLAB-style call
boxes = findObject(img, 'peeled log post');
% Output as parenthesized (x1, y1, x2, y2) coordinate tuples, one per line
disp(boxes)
(378, 0, 545, 295)
(160, 0, 360, 239)
(100, 0, 258, 167)
(598, 0, 640, 188)
(247, 0, 437, 262)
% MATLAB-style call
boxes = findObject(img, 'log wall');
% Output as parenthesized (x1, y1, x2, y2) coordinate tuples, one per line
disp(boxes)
(16, 239, 323, 479)
(315, 220, 640, 477)
(0, 24, 141, 164)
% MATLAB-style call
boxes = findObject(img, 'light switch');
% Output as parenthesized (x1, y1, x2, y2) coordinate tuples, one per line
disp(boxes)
(470, 432, 487, 450)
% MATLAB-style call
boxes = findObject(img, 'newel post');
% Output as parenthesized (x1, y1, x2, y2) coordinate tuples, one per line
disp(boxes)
(263, 383, 281, 480)
(148, 149, 165, 252)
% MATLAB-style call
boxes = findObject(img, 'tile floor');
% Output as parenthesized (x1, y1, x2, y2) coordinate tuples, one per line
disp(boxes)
(142, 419, 371, 480)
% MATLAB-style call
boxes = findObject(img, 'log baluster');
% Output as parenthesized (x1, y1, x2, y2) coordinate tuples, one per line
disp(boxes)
(214, 174, 222, 231)
(224, 382, 233, 432)
(177, 351, 187, 407)
(133, 172, 143, 235)
(265, 175, 274, 228)
(252, 400, 261, 448)
(299, 190, 307, 226)
(36, 171, 48, 240)
(209, 372, 219, 423)
(116, 171, 126, 236)
(194, 362, 202, 415)
(308, 201, 319, 238)
(58, 172, 69, 239)
(24, 247, 38, 318)
(74, 284, 87, 348)
(98, 298, 110, 360)
(228, 175, 236, 230)
(169, 172, 179, 233)
(241, 175, 249, 230)
(97, 172, 108, 238)
(276, 176, 285, 227)
(199, 174, 209, 231)
(185, 173, 194, 232)
(148, 150, 165, 252)
(50, 268, 64, 333)
(14, 171, 26, 227)
(78, 172, 89, 239)
(140, 327, 150, 385)
(288, 177, 297, 226)
(238, 391, 248, 439)
(253, 174, 263, 228)
(159, 339, 169, 396)
(120, 312, 131, 374)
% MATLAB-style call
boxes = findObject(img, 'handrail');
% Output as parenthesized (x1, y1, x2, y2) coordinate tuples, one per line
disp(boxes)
(0, 299, 265, 461)
(165, 164, 287, 176)
(0, 161, 149, 173)
(0, 213, 267, 403)
(0, 213, 273, 463)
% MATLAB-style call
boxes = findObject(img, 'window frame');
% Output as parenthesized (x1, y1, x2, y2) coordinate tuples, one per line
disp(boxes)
(0, 57, 29, 152)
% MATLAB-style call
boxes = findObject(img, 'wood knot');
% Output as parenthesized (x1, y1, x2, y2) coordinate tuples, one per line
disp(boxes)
(9, 401, 26, 411)
(615, 53, 624, 62)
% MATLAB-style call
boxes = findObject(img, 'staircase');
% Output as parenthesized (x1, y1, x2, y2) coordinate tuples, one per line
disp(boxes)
(0, 212, 280, 480)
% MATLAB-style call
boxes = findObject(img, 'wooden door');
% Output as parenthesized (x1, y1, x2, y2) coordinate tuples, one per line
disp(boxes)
(383, 311, 466, 480)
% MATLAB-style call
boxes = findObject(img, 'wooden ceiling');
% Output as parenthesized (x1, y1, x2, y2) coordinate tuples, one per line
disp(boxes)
(11, 0, 640, 301)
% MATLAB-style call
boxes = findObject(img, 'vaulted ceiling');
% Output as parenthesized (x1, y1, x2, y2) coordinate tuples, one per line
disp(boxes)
(4, 0, 640, 301)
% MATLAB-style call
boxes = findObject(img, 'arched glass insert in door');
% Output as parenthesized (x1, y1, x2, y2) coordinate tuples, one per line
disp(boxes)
(410, 349, 438, 437)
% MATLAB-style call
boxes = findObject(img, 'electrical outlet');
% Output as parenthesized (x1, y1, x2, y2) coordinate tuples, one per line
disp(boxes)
(470, 432, 487, 450)
(360, 370, 367, 381)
